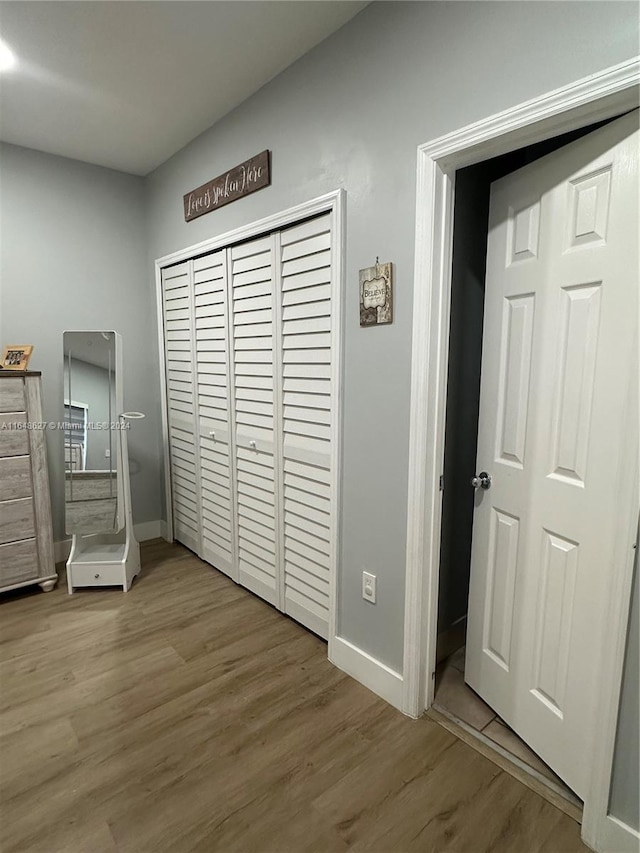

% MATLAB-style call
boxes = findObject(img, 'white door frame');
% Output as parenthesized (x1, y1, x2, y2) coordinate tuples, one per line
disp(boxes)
(403, 58, 639, 849)
(155, 188, 345, 648)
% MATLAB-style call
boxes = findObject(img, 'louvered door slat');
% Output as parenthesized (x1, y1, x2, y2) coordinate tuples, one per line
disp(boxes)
(234, 281, 272, 301)
(278, 214, 333, 639)
(283, 348, 330, 364)
(231, 239, 279, 606)
(285, 534, 330, 570)
(194, 250, 236, 579)
(239, 534, 275, 563)
(172, 457, 195, 479)
(286, 546, 330, 583)
(235, 308, 273, 326)
(282, 248, 331, 278)
(202, 490, 230, 515)
(201, 458, 229, 481)
(238, 491, 275, 518)
(282, 281, 332, 306)
(286, 512, 329, 544)
(237, 459, 275, 482)
(162, 263, 200, 555)
(202, 501, 230, 524)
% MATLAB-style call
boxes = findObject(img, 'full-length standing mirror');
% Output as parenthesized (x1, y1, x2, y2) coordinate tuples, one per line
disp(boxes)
(64, 331, 123, 534)
(64, 331, 143, 593)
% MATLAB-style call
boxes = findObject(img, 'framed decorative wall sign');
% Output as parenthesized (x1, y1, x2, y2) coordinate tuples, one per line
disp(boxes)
(1, 345, 34, 371)
(359, 261, 393, 326)
(183, 150, 271, 222)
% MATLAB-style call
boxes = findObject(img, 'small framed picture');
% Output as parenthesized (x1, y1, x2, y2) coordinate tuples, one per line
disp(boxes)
(1, 345, 34, 371)
(360, 262, 393, 326)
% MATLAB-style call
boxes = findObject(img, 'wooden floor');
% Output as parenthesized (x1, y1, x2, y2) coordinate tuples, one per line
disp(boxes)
(0, 540, 588, 853)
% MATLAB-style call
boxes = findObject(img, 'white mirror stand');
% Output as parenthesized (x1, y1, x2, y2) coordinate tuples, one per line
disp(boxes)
(64, 329, 144, 593)
(66, 412, 144, 593)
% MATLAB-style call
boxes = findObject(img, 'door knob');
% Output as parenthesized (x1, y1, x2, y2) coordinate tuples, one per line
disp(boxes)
(471, 471, 492, 490)
(249, 440, 256, 449)
(209, 431, 216, 440)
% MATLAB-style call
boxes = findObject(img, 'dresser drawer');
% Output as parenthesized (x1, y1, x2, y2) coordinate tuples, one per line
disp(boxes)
(69, 563, 124, 588)
(0, 497, 35, 545)
(0, 456, 32, 500)
(0, 538, 38, 585)
(0, 380, 26, 413)
(0, 412, 29, 456)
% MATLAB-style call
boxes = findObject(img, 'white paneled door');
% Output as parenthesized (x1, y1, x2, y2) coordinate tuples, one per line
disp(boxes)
(466, 112, 639, 799)
(161, 212, 336, 641)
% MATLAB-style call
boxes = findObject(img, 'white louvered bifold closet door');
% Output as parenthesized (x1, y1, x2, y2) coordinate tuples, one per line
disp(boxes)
(162, 262, 200, 554)
(162, 213, 336, 640)
(230, 236, 280, 606)
(193, 251, 237, 579)
(279, 214, 333, 639)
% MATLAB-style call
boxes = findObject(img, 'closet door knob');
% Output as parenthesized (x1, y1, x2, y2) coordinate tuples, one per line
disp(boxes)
(209, 431, 216, 440)
(249, 440, 256, 449)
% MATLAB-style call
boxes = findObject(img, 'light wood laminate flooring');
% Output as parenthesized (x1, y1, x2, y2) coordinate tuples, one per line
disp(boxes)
(0, 540, 588, 853)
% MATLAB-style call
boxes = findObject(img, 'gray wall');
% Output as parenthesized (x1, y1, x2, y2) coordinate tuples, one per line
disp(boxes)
(0, 143, 162, 540)
(146, 1, 639, 672)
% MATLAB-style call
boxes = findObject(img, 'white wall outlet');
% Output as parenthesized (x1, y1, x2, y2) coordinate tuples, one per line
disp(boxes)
(362, 571, 376, 604)
(105, 449, 111, 458)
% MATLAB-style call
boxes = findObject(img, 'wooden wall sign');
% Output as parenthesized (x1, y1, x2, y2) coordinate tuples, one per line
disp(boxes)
(360, 262, 393, 326)
(183, 150, 270, 222)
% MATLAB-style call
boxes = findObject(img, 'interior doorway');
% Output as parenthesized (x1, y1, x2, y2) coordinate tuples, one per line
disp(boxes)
(435, 117, 615, 660)
(403, 60, 640, 853)
(433, 110, 638, 815)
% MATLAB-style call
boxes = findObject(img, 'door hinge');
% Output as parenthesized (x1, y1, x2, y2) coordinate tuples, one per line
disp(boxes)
(439, 475, 444, 492)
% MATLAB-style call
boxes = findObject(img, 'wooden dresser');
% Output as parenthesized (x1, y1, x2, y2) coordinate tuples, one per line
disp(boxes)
(0, 371, 57, 593)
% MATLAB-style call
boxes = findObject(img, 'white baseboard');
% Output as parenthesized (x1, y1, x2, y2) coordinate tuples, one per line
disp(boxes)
(591, 814, 640, 853)
(329, 635, 404, 712)
(54, 519, 165, 564)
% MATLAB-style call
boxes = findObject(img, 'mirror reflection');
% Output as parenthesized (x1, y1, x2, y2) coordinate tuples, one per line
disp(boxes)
(64, 331, 119, 534)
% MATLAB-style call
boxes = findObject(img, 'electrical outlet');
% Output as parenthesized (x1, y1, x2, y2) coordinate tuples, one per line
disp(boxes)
(105, 449, 111, 458)
(362, 571, 376, 604)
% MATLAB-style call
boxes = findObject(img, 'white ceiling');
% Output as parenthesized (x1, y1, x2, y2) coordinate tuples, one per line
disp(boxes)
(0, 1, 368, 176)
